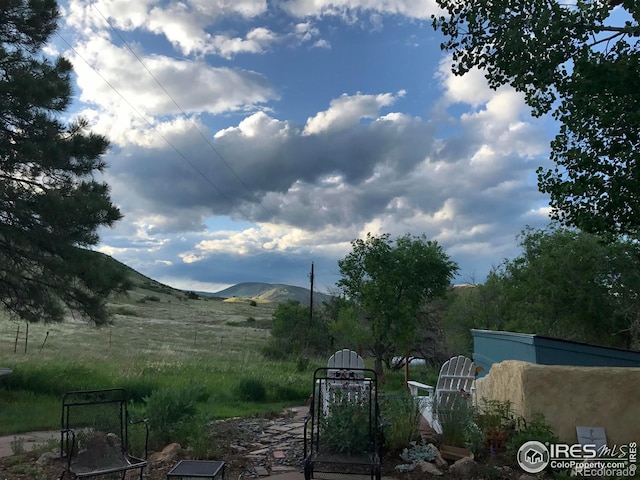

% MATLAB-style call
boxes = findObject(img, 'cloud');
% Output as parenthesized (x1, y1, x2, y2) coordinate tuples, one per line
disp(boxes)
(303, 92, 400, 135)
(70, 36, 276, 115)
(279, 0, 441, 20)
(98, 70, 552, 288)
(65, 0, 269, 57)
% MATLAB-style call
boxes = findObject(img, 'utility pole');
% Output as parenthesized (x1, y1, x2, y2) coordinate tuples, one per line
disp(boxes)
(308, 262, 314, 325)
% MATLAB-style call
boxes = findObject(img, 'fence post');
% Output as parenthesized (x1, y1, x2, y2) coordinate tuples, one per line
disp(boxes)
(14, 325, 19, 354)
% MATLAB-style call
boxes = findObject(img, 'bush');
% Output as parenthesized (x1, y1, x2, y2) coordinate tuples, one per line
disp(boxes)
(260, 340, 290, 360)
(144, 384, 209, 447)
(437, 393, 475, 447)
(321, 396, 372, 454)
(236, 378, 267, 402)
(505, 412, 559, 461)
(380, 394, 421, 451)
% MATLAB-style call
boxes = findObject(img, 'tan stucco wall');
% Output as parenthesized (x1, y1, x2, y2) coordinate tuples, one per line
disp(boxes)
(474, 360, 640, 445)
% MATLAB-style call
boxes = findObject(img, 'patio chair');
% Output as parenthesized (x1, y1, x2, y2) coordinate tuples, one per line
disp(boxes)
(59, 388, 149, 479)
(407, 355, 476, 433)
(304, 367, 382, 480)
(322, 349, 367, 412)
(327, 348, 365, 375)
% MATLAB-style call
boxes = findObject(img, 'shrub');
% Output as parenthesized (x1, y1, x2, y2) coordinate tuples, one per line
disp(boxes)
(380, 393, 422, 451)
(396, 438, 437, 472)
(236, 378, 267, 402)
(505, 412, 559, 461)
(437, 393, 476, 447)
(321, 397, 372, 455)
(250, 300, 257, 307)
(143, 384, 209, 447)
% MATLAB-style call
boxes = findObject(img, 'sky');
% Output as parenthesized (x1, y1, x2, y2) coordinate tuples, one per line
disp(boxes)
(52, 0, 557, 294)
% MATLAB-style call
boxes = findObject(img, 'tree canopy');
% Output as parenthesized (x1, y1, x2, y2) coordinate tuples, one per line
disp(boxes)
(433, 0, 640, 238)
(1, 0, 128, 324)
(444, 226, 640, 352)
(334, 233, 458, 375)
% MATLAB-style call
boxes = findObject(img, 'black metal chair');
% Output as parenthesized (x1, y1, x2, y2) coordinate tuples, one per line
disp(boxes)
(59, 388, 148, 479)
(303, 367, 382, 480)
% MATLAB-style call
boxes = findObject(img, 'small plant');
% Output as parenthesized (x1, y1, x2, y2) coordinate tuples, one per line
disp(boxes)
(395, 438, 437, 472)
(380, 393, 422, 451)
(295, 355, 309, 372)
(321, 394, 372, 454)
(236, 378, 267, 402)
(437, 392, 476, 447)
(249, 300, 257, 306)
(246, 316, 256, 323)
(144, 384, 209, 447)
(10, 436, 25, 455)
(505, 412, 559, 461)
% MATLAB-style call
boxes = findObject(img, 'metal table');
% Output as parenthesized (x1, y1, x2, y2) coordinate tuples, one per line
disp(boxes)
(166, 460, 225, 479)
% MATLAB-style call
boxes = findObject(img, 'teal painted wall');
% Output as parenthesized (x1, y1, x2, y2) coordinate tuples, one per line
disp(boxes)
(472, 329, 640, 377)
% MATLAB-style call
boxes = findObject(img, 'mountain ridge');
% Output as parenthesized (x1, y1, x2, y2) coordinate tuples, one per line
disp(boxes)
(203, 282, 333, 305)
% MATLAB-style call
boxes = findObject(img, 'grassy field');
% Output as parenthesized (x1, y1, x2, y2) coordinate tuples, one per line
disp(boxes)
(0, 264, 436, 444)
(0, 270, 318, 435)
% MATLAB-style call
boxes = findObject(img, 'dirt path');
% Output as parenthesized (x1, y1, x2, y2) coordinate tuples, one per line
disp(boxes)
(0, 431, 58, 458)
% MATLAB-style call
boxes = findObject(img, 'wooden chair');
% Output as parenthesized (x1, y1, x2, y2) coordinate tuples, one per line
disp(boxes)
(407, 355, 476, 433)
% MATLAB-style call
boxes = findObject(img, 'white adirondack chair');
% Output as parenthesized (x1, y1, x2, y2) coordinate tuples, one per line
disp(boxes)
(327, 348, 365, 378)
(322, 349, 367, 412)
(407, 355, 476, 434)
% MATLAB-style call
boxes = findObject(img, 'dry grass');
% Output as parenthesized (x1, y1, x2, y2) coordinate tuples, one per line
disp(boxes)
(0, 276, 317, 434)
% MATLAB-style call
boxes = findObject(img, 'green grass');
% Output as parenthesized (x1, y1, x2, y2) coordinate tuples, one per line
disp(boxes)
(0, 279, 434, 437)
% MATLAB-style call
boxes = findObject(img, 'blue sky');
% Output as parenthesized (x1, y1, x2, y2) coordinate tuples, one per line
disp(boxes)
(53, 0, 557, 293)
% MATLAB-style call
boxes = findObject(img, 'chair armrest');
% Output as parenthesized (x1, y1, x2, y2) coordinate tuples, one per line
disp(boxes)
(407, 380, 434, 397)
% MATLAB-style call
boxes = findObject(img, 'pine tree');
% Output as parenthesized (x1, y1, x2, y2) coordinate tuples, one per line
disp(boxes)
(1, 0, 129, 324)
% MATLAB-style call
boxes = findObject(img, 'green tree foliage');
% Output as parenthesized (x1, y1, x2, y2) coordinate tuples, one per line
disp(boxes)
(444, 226, 640, 350)
(1, 0, 127, 324)
(265, 300, 332, 358)
(432, 0, 640, 238)
(335, 233, 458, 375)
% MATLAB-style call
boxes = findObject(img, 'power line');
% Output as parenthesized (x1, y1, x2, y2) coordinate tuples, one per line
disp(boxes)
(55, 32, 248, 217)
(89, 1, 276, 220)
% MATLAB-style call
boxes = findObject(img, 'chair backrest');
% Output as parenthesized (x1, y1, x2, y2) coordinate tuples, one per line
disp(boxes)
(327, 349, 364, 379)
(60, 388, 130, 459)
(435, 355, 475, 408)
(306, 367, 379, 458)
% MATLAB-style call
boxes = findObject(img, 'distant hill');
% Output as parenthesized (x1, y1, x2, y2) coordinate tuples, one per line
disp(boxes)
(207, 282, 333, 305)
(92, 252, 333, 305)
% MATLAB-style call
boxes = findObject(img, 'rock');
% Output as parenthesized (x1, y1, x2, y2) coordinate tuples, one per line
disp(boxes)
(149, 442, 180, 465)
(36, 450, 59, 465)
(519, 475, 539, 480)
(420, 461, 444, 475)
(449, 457, 479, 479)
(430, 443, 448, 468)
(254, 465, 270, 476)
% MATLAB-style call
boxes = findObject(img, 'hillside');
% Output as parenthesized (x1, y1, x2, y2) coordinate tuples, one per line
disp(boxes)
(209, 282, 333, 305)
